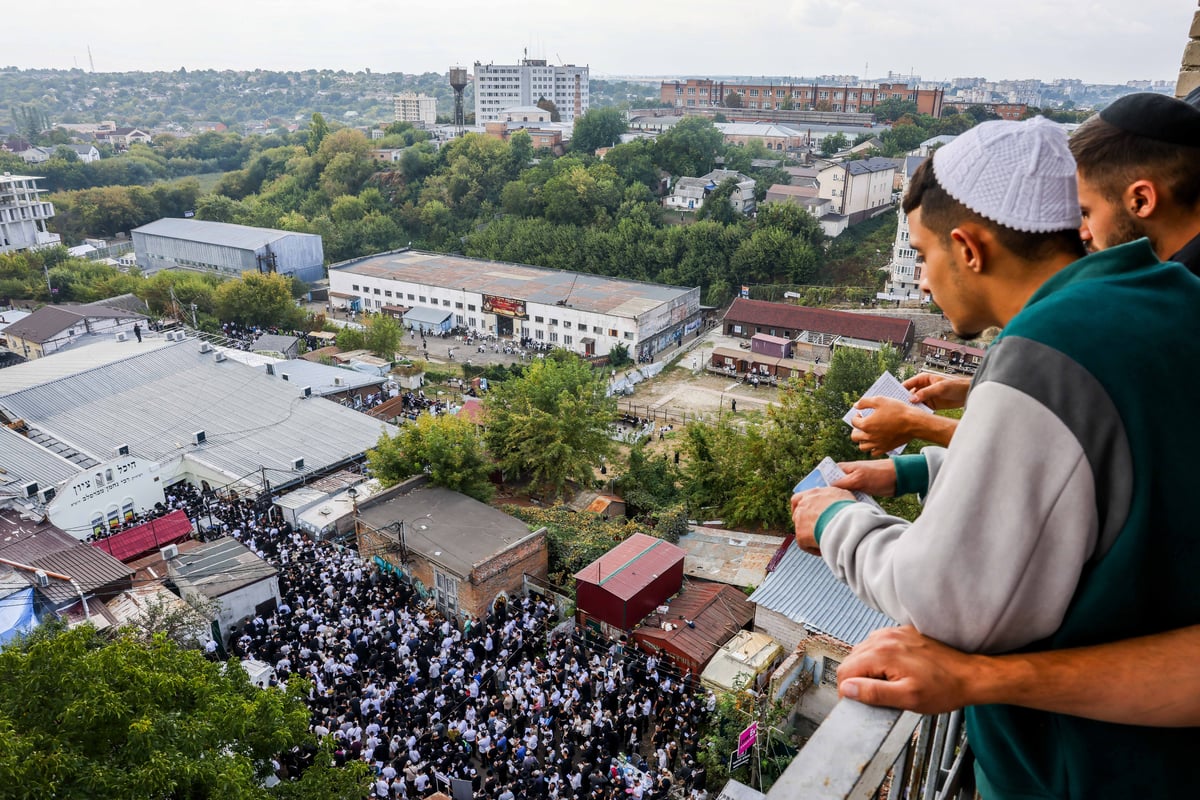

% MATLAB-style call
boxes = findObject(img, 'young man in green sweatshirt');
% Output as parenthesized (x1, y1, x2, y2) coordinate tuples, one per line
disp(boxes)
(791, 116, 1200, 799)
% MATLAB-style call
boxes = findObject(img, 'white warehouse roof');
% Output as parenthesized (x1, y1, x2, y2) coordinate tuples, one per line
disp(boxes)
(132, 218, 320, 251)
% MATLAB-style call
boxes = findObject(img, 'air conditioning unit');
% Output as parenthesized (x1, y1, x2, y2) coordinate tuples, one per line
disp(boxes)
(265, 364, 275, 376)
(116, 444, 130, 456)
(291, 457, 305, 471)
(192, 430, 206, 446)
(214, 352, 227, 363)
(333, 377, 344, 386)
(34, 570, 49, 588)
(301, 386, 312, 398)
(21, 481, 38, 498)
(115, 332, 128, 342)
(172, 331, 187, 342)
(160, 544, 179, 561)
(199, 342, 213, 353)
(38, 487, 56, 504)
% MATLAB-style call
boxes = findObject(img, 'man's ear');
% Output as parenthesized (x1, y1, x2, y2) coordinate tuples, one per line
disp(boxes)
(949, 224, 987, 273)
(1126, 180, 1159, 219)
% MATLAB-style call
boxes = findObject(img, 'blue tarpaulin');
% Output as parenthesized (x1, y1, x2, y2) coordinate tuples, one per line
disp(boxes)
(0, 588, 37, 646)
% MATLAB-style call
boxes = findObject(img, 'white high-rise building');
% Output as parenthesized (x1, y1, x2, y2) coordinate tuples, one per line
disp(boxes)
(473, 58, 589, 124)
(393, 93, 438, 127)
(0, 174, 60, 254)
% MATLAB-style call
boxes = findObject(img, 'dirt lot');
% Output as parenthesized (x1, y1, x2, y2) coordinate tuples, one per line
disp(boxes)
(620, 330, 783, 423)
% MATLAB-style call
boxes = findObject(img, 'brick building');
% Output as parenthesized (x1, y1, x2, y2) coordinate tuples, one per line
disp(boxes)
(355, 479, 548, 621)
(660, 79, 944, 117)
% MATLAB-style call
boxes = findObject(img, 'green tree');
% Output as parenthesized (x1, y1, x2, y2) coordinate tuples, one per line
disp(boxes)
(820, 132, 849, 157)
(335, 325, 365, 350)
(872, 97, 919, 123)
(571, 107, 627, 153)
(503, 505, 649, 588)
(367, 413, 494, 502)
(723, 91, 744, 108)
(214, 271, 305, 329)
(697, 178, 742, 225)
(616, 443, 680, 519)
(607, 342, 632, 368)
(363, 312, 401, 360)
(655, 116, 724, 177)
(484, 354, 615, 499)
(305, 112, 329, 155)
(0, 623, 368, 799)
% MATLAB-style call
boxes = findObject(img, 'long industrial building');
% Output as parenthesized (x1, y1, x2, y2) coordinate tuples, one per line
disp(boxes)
(131, 218, 325, 283)
(329, 250, 701, 361)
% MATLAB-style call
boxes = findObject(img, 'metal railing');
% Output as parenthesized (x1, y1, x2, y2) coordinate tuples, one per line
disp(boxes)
(764, 700, 977, 800)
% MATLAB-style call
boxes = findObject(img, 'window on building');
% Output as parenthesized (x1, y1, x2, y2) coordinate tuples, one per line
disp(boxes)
(609, 329, 618, 337)
(563, 321, 572, 329)
(468, 304, 476, 311)
(624, 332, 634, 340)
(352, 284, 360, 291)
(592, 326, 602, 334)
(442, 299, 450, 307)
(385, 290, 393, 297)
(534, 329, 545, 340)
(407, 293, 415, 300)
(564, 335, 573, 345)
(549, 318, 558, 326)
(418, 296, 426, 303)
(455, 302, 463, 309)
(373, 288, 381, 295)
(549, 332, 558, 343)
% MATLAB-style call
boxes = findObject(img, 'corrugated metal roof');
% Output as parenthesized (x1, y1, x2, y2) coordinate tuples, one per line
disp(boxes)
(0, 341, 393, 484)
(634, 581, 755, 668)
(724, 298, 913, 346)
(132, 218, 318, 251)
(251, 334, 299, 354)
(31, 545, 134, 603)
(3, 304, 143, 344)
(0, 510, 79, 562)
(0, 426, 81, 489)
(0, 335, 175, 394)
(263, 359, 385, 396)
(748, 542, 893, 646)
(171, 536, 276, 598)
(574, 533, 686, 601)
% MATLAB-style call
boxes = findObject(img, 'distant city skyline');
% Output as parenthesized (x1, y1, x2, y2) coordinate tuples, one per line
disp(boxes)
(6, 0, 1192, 87)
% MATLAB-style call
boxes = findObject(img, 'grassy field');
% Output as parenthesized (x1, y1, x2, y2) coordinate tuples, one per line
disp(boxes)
(167, 171, 226, 194)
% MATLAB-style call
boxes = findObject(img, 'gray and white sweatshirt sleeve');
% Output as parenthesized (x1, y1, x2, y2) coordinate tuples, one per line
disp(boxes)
(817, 380, 1103, 654)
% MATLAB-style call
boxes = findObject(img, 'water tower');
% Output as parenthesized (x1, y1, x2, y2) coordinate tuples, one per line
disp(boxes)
(449, 66, 468, 135)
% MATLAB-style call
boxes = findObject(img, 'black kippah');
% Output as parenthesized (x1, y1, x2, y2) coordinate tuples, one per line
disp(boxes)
(1099, 92, 1200, 147)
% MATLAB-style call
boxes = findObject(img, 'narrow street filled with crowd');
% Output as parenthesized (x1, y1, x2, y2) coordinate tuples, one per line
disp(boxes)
(174, 484, 715, 799)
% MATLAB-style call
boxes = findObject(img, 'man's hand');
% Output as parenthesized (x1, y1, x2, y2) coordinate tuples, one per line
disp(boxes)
(791, 487, 855, 554)
(848, 396, 923, 456)
(831, 459, 896, 497)
(837, 626, 978, 715)
(903, 373, 970, 410)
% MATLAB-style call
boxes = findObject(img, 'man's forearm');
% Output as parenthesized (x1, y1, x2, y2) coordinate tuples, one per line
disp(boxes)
(907, 412, 958, 448)
(968, 626, 1200, 727)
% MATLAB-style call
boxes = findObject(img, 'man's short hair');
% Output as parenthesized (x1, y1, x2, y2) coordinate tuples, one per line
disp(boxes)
(902, 158, 1085, 262)
(1069, 116, 1200, 209)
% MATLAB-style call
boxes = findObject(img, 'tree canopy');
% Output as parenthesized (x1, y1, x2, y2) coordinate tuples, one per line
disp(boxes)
(484, 353, 615, 499)
(214, 271, 306, 330)
(367, 413, 494, 502)
(0, 623, 367, 799)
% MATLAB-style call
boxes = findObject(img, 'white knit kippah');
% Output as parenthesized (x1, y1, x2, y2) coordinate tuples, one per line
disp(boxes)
(931, 116, 1081, 233)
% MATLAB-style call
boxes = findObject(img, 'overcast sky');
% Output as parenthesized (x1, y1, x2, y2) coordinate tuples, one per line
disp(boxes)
(8, 0, 1192, 85)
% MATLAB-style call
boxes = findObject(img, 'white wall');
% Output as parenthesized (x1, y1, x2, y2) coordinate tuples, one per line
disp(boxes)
(47, 455, 167, 539)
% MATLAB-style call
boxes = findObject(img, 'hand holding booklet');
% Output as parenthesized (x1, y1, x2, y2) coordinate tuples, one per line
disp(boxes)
(792, 457, 883, 510)
(842, 371, 933, 456)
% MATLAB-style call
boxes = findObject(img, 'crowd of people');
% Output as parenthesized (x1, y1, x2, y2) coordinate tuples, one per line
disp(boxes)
(164, 486, 717, 799)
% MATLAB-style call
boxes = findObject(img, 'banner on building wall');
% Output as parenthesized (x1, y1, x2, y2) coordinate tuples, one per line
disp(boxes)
(482, 295, 528, 319)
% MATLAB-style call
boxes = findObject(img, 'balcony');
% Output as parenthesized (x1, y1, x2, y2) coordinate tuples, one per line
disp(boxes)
(762, 700, 977, 800)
